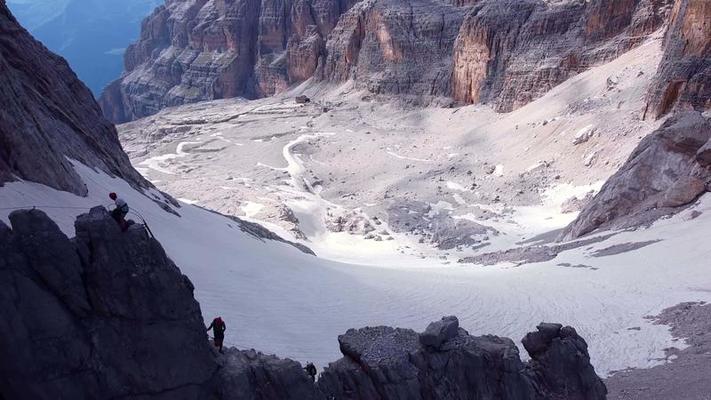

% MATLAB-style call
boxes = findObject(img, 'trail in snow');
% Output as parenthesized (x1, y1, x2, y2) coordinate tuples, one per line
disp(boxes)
(139, 141, 201, 174)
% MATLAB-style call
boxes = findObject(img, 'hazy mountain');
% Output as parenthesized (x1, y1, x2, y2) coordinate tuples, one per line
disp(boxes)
(6, 0, 160, 95)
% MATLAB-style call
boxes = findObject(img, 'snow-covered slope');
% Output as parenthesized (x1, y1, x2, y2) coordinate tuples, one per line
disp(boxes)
(2, 161, 711, 376)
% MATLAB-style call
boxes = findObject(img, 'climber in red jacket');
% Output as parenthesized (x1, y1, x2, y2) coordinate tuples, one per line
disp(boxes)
(207, 317, 227, 353)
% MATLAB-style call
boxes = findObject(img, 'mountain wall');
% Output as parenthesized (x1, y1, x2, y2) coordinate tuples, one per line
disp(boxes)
(99, 0, 358, 123)
(0, 1, 148, 196)
(646, 0, 710, 118)
(0, 208, 607, 399)
(562, 0, 710, 239)
(100, 0, 671, 122)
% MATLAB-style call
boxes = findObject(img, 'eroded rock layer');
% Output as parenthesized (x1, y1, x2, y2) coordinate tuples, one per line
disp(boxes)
(100, 0, 671, 122)
(647, 0, 710, 118)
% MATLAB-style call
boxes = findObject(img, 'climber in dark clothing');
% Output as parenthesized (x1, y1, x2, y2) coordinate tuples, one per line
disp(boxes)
(207, 317, 227, 353)
(304, 362, 317, 382)
(109, 192, 129, 231)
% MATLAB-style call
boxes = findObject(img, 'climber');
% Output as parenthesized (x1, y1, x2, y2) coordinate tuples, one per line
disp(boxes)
(207, 317, 227, 353)
(109, 192, 129, 231)
(304, 362, 317, 382)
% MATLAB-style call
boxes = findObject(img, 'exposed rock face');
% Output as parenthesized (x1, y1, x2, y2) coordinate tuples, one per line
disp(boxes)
(102, 0, 671, 122)
(561, 111, 711, 239)
(99, 0, 357, 123)
(320, 0, 467, 100)
(452, 0, 671, 112)
(0, 3, 148, 195)
(0, 207, 217, 399)
(647, 0, 710, 118)
(317, 316, 606, 400)
(217, 348, 323, 400)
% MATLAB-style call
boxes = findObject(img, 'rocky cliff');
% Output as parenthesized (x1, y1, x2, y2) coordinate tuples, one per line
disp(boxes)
(646, 0, 710, 118)
(0, 207, 217, 399)
(99, 0, 357, 123)
(0, 209, 606, 399)
(100, 0, 671, 122)
(451, 0, 670, 112)
(0, 1, 148, 196)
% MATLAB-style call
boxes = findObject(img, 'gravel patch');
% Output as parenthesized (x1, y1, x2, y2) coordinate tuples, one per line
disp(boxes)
(606, 302, 711, 400)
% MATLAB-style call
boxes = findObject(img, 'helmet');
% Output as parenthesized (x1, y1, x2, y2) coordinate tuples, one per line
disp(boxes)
(109, 192, 117, 200)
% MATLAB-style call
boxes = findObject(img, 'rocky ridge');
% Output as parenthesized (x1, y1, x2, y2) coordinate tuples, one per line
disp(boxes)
(0, 208, 606, 399)
(100, 0, 671, 122)
(0, 1, 148, 196)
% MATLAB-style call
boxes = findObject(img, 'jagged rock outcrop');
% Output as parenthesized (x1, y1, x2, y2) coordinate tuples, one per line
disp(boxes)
(0, 207, 217, 399)
(101, 0, 672, 122)
(561, 111, 711, 239)
(646, 0, 710, 118)
(0, 2, 148, 195)
(99, 0, 357, 123)
(317, 316, 606, 400)
(217, 348, 323, 400)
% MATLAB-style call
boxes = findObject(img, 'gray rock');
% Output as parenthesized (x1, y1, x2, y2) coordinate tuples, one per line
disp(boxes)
(419, 316, 460, 349)
(561, 111, 711, 240)
(647, 0, 710, 118)
(696, 138, 711, 167)
(0, 208, 217, 399)
(0, 3, 148, 195)
(318, 317, 606, 400)
(217, 348, 323, 400)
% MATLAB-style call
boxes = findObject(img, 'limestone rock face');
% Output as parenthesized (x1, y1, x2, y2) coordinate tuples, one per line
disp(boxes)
(452, 0, 671, 112)
(317, 319, 606, 400)
(320, 0, 467, 101)
(647, 0, 711, 118)
(0, 3, 148, 195)
(561, 111, 711, 239)
(0, 207, 217, 399)
(99, 0, 356, 123)
(102, 0, 671, 122)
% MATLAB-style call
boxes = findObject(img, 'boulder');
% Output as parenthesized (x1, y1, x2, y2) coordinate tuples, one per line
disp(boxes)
(419, 316, 460, 349)
(295, 95, 311, 104)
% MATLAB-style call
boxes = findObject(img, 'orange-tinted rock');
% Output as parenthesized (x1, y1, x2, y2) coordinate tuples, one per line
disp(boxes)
(452, 0, 671, 112)
(648, 0, 710, 118)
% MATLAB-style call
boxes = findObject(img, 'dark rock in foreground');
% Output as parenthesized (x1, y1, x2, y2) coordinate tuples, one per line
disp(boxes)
(0, 209, 606, 400)
(0, 207, 217, 399)
(317, 317, 607, 400)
